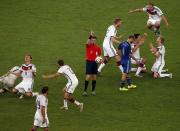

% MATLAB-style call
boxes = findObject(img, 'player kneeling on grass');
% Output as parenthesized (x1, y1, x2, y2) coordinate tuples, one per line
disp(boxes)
(83, 33, 102, 96)
(118, 35, 139, 91)
(150, 36, 172, 78)
(31, 86, 49, 131)
(0, 66, 19, 94)
(42, 59, 84, 112)
(12, 54, 39, 99)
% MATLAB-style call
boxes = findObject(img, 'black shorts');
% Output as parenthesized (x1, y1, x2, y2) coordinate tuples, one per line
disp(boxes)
(86, 60, 98, 75)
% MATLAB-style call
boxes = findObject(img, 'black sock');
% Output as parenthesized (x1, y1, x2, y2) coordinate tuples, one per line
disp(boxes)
(92, 80, 96, 92)
(126, 77, 131, 86)
(84, 80, 89, 92)
(120, 80, 126, 88)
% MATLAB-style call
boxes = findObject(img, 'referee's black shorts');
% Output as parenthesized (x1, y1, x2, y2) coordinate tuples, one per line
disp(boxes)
(86, 60, 98, 75)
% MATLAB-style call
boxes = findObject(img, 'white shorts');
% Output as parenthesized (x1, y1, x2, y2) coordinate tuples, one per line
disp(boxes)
(1, 76, 15, 88)
(34, 114, 49, 128)
(15, 80, 34, 93)
(151, 62, 165, 74)
(65, 80, 78, 94)
(147, 18, 161, 25)
(103, 44, 118, 58)
(131, 58, 141, 65)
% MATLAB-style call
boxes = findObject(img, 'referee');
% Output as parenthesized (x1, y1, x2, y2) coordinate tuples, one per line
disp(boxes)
(83, 33, 102, 96)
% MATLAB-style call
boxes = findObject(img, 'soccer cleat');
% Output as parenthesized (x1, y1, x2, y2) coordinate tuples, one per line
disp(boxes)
(91, 91, 96, 96)
(60, 106, 68, 111)
(128, 84, 137, 89)
(19, 94, 24, 99)
(135, 74, 143, 78)
(119, 87, 129, 91)
(83, 92, 88, 96)
(169, 73, 173, 79)
(79, 103, 84, 112)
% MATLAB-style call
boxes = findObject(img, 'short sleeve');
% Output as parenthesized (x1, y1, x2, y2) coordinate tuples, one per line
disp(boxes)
(32, 65, 37, 72)
(40, 97, 46, 107)
(143, 7, 147, 12)
(57, 67, 63, 74)
(156, 7, 163, 16)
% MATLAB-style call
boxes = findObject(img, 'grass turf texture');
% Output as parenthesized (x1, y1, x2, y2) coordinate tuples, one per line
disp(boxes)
(0, 0, 180, 130)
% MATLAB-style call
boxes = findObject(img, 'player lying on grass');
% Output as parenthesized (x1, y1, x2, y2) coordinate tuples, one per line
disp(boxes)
(150, 36, 172, 78)
(31, 86, 49, 131)
(130, 33, 147, 77)
(12, 54, 39, 99)
(118, 35, 139, 91)
(0, 66, 19, 94)
(97, 17, 123, 75)
(83, 32, 102, 96)
(129, 2, 169, 36)
(42, 59, 84, 112)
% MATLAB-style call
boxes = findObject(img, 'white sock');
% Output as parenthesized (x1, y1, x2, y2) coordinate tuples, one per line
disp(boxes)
(136, 67, 142, 75)
(32, 92, 39, 97)
(74, 100, 80, 106)
(159, 74, 170, 78)
(131, 68, 137, 72)
(98, 63, 105, 72)
(64, 99, 68, 108)
(118, 65, 123, 73)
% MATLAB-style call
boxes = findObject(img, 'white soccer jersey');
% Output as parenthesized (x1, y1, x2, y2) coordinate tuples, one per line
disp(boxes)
(103, 25, 117, 47)
(57, 65, 78, 83)
(143, 6, 163, 20)
(156, 45, 165, 63)
(35, 95, 48, 117)
(8, 66, 20, 80)
(19, 64, 36, 81)
(131, 43, 140, 59)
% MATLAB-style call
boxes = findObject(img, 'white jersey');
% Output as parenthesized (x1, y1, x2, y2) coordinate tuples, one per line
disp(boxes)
(35, 94, 48, 118)
(103, 25, 117, 47)
(156, 45, 165, 64)
(131, 43, 140, 59)
(7, 66, 20, 81)
(143, 6, 163, 20)
(19, 64, 36, 81)
(57, 65, 78, 84)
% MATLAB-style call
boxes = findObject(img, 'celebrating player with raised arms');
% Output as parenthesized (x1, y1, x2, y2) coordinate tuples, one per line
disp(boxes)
(31, 86, 49, 131)
(12, 54, 39, 99)
(97, 17, 122, 75)
(0, 66, 19, 94)
(42, 59, 84, 112)
(118, 35, 138, 91)
(129, 3, 169, 36)
(150, 36, 172, 78)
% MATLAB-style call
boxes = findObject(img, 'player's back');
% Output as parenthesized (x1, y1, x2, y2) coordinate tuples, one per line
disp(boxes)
(103, 25, 117, 46)
(118, 41, 131, 61)
(131, 43, 140, 59)
(36, 94, 48, 116)
(20, 64, 36, 81)
(156, 45, 165, 63)
(58, 65, 78, 83)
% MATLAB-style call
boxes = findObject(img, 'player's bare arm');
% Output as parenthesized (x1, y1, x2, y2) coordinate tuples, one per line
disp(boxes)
(161, 15, 169, 27)
(42, 73, 60, 79)
(41, 106, 46, 123)
(10, 71, 21, 77)
(129, 8, 144, 13)
(111, 36, 120, 44)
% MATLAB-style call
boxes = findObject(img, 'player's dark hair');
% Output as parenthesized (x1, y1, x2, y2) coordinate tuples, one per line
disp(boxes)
(128, 35, 135, 39)
(57, 59, 64, 66)
(114, 17, 122, 24)
(89, 35, 97, 40)
(41, 86, 48, 94)
(134, 34, 141, 39)
(148, 2, 154, 6)
(26, 54, 32, 59)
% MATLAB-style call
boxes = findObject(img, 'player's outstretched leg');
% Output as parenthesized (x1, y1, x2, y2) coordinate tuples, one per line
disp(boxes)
(97, 56, 109, 75)
(119, 73, 129, 91)
(61, 88, 68, 110)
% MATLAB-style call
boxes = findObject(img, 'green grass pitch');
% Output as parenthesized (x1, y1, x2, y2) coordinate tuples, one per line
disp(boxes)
(0, 0, 180, 130)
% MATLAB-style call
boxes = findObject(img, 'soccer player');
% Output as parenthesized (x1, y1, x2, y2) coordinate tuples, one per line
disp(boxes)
(97, 17, 122, 74)
(42, 59, 84, 112)
(129, 3, 169, 36)
(118, 35, 138, 91)
(12, 54, 39, 99)
(31, 86, 49, 131)
(83, 33, 102, 96)
(150, 36, 172, 78)
(0, 66, 19, 93)
(131, 33, 147, 77)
